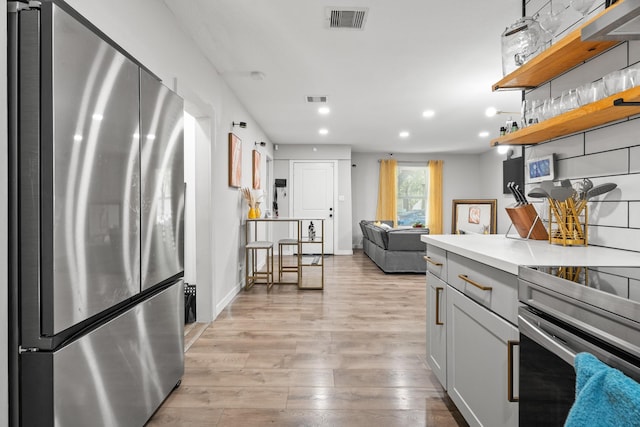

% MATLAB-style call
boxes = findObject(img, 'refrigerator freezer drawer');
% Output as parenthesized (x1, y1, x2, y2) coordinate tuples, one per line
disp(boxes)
(20, 281, 184, 427)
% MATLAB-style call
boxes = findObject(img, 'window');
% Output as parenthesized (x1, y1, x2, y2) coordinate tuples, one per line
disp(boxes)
(396, 164, 428, 226)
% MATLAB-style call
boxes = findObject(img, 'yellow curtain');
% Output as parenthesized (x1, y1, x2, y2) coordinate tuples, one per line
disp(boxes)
(427, 160, 444, 234)
(376, 159, 398, 226)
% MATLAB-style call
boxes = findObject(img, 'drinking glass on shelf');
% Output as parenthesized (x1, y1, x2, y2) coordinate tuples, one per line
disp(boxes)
(576, 81, 605, 106)
(560, 89, 579, 113)
(524, 99, 542, 126)
(541, 98, 561, 120)
(537, 9, 564, 40)
(626, 66, 640, 87)
(570, 0, 597, 21)
(603, 69, 634, 96)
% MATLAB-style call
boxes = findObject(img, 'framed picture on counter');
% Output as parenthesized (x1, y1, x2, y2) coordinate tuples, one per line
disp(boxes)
(452, 199, 497, 235)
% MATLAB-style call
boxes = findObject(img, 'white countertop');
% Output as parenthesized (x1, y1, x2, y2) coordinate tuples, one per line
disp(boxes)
(421, 234, 640, 275)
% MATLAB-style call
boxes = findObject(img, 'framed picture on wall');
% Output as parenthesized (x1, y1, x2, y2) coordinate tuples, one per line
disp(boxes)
(252, 149, 261, 189)
(452, 199, 497, 235)
(228, 133, 241, 188)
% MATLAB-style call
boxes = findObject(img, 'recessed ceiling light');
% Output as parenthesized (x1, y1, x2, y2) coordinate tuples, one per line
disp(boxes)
(485, 107, 498, 117)
(399, 131, 410, 138)
(319, 128, 329, 135)
(478, 131, 490, 138)
(92, 113, 103, 121)
(318, 106, 330, 115)
(422, 110, 435, 118)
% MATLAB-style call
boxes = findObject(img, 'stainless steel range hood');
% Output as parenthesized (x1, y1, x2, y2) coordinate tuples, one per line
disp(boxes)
(582, 0, 640, 41)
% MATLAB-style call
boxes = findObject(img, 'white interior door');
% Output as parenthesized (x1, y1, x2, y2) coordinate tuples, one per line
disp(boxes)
(292, 161, 334, 254)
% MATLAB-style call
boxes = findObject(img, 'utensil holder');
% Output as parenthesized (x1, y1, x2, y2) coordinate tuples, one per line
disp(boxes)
(548, 198, 588, 246)
(505, 204, 549, 240)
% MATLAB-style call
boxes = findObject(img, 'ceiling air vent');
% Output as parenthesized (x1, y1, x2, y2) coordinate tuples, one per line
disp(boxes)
(325, 7, 368, 30)
(306, 95, 328, 103)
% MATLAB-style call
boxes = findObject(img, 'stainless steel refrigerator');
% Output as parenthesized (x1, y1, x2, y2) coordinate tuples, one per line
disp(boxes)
(8, 1, 185, 425)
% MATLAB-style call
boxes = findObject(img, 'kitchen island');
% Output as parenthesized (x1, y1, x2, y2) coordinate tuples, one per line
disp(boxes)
(420, 233, 640, 427)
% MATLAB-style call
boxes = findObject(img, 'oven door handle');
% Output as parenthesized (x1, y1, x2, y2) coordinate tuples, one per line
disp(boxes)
(518, 314, 576, 366)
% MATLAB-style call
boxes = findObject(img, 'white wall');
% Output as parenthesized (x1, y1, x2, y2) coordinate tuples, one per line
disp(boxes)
(60, 0, 274, 320)
(273, 145, 353, 255)
(351, 152, 484, 246)
(518, 0, 640, 253)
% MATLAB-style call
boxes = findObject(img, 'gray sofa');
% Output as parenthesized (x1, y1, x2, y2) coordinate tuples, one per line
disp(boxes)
(359, 220, 428, 273)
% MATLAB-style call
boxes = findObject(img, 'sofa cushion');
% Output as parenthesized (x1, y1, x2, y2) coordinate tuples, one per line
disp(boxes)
(369, 225, 388, 249)
(386, 228, 429, 251)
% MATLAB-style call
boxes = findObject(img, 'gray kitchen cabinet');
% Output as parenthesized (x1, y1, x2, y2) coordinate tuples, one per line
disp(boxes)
(424, 241, 519, 427)
(426, 271, 447, 388)
(447, 286, 519, 427)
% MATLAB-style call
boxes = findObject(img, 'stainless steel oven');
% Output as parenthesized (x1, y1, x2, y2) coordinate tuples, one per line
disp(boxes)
(518, 266, 640, 427)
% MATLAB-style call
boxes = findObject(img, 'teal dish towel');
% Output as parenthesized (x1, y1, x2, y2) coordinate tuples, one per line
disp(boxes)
(565, 352, 640, 427)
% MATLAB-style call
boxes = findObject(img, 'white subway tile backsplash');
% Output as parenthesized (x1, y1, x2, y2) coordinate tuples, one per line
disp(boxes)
(527, 134, 584, 160)
(631, 147, 640, 173)
(589, 201, 627, 227)
(586, 118, 640, 154)
(589, 225, 640, 251)
(527, 83, 551, 101)
(557, 149, 628, 180)
(519, 25, 638, 253)
(591, 174, 640, 201)
(630, 202, 640, 229)
(630, 279, 640, 303)
(551, 44, 627, 98)
(630, 41, 640, 65)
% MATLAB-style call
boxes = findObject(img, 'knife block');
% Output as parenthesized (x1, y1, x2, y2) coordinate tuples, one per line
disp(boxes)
(505, 204, 549, 240)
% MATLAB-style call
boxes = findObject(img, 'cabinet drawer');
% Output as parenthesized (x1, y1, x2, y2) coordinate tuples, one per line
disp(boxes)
(424, 244, 447, 281)
(447, 252, 518, 325)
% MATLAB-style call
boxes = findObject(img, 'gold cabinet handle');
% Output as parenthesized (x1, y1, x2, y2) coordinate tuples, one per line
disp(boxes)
(508, 340, 519, 402)
(435, 287, 444, 326)
(458, 274, 493, 291)
(424, 256, 443, 267)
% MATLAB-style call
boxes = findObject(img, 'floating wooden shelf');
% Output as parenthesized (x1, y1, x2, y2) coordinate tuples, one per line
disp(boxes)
(492, 2, 624, 91)
(491, 86, 640, 146)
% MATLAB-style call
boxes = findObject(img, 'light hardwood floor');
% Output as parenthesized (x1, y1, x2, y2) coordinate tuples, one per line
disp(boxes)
(147, 251, 467, 427)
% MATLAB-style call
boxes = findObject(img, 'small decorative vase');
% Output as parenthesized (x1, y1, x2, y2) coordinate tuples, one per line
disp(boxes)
(255, 202, 261, 219)
(248, 207, 258, 219)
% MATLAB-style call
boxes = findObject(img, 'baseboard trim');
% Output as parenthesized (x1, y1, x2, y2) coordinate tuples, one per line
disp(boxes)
(334, 249, 353, 255)
(215, 283, 241, 318)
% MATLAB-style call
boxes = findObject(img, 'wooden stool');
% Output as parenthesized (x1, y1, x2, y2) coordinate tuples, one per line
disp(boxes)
(278, 238, 299, 282)
(245, 241, 274, 291)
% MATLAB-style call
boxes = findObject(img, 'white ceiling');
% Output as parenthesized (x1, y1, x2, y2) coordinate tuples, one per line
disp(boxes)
(163, 0, 525, 154)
